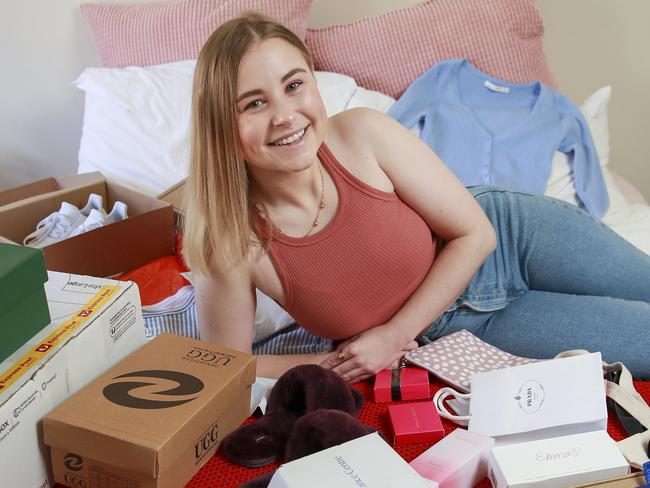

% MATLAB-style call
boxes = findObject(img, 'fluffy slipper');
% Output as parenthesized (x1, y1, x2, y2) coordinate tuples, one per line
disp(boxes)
(285, 409, 376, 461)
(239, 409, 376, 487)
(239, 472, 273, 488)
(222, 412, 297, 468)
(266, 364, 365, 418)
(223, 365, 365, 467)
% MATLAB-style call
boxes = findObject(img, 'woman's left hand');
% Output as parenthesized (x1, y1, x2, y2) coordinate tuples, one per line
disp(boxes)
(320, 324, 418, 383)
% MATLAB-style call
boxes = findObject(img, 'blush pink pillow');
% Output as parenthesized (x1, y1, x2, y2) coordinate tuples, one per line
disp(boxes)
(81, 0, 313, 68)
(305, 0, 557, 99)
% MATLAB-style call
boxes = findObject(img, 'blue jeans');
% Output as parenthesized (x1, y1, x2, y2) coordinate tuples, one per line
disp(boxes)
(419, 186, 650, 379)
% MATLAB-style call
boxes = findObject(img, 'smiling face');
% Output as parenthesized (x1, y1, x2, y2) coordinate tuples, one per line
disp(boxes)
(235, 38, 327, 175)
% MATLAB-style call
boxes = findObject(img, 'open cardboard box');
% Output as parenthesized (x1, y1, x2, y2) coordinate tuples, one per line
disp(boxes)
(0, 172, 175, 277)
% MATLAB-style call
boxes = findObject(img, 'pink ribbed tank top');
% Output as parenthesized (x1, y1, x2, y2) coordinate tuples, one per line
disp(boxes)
(257, 144, 437, 340)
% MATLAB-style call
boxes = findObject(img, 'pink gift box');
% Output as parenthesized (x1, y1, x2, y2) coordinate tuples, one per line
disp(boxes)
(373, 367, 430, 403)
(388, 401, 444, 445)
(410, 428, 494, 488)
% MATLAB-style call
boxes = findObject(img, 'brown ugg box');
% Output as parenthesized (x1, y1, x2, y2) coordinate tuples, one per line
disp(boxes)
(43, 333, 256, 488)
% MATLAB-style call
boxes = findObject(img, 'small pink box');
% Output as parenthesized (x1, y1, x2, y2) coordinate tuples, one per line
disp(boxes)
(388, 401, 444, 445)
(410, 428, 494, 488)
(374, 367, 430, 403)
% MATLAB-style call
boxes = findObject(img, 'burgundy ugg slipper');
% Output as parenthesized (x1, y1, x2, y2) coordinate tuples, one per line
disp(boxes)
(239, 472, 274, 488)
(223, 364, 365, 468)
(239, 409, 376, 488)
(285, 409, 376, 460)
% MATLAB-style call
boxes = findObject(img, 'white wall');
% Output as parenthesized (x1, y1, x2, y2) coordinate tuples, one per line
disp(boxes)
(0, 0, 102, 188)
(2, 0, 650, 200)
(537, 0, 650, 200)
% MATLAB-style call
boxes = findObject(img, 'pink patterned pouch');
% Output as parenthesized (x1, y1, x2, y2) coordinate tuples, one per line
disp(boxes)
(404, 329, 539, 392)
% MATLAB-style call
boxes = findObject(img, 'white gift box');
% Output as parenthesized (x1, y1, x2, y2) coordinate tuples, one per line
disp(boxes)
(268, 432, 436, 488)
(487, 430, 629, 488)
(410, 428, 494, 488)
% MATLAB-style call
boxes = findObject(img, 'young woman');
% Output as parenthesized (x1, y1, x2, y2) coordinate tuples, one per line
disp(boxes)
(183, 13, 650, 382)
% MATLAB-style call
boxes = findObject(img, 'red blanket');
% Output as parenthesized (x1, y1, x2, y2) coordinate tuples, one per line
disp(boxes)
(180, 379, 650, 488)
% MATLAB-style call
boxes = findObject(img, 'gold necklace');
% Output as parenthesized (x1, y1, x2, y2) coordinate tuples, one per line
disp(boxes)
(255, 162, 326, 238)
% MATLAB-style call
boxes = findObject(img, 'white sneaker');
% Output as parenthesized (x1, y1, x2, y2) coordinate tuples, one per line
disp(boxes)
(22, 194, 105, 248)
(106, 201, 128, 224)
(23, 202, 87, 248)
(79, 193, 104, 217)
(69, 209, 108, 237)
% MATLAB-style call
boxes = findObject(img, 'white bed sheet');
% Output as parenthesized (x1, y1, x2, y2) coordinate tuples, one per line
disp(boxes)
(604, 202, 650, 256)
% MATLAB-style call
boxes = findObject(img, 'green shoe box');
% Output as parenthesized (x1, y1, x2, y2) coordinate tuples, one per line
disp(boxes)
(0, 242, 50, 363)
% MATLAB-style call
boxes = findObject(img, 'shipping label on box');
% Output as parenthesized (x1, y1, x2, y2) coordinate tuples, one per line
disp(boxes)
(269, 432, 436, 488)
(0, 271, 146, 488)
(43, 333, 256, 488)
(487, 430, 629, 488)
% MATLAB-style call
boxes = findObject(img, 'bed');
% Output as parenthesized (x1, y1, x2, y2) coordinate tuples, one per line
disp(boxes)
(62, 0, 650, 486)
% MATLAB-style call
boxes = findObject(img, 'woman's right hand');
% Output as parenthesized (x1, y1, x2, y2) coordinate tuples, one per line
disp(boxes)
(319, 330, 419, 383)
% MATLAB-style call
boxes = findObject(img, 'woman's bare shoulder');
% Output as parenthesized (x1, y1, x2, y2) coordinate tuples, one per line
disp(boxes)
(325, 108, 394, 192)
(328, 107, 385, 136)
(327, 108, 398, 154)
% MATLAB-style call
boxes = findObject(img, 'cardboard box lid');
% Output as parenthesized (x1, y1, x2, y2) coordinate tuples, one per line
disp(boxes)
(43, 333, 256, 478)
(157, 179, 186, 213)
(0, 172, 107, 211)
(0, 242, 48, 314)
(0, 177, 59, 207)
(569, 472, 647, 488)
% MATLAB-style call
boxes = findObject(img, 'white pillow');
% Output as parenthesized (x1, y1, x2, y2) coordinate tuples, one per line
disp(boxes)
(544, 86, 628, 215)
(76, 63, 373, 196)
(76, 60, 195, 196)
(315, 71, 359, 117)
(347, 86, 396, 113)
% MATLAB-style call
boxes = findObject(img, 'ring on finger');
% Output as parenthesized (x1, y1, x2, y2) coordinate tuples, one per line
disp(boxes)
(337, 351, 346, 362)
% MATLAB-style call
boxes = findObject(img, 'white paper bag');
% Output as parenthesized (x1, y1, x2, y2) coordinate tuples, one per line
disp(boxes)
(467, 352, 607, 443)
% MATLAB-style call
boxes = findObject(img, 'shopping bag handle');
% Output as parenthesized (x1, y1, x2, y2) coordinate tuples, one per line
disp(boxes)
(432, 387, 471, 426)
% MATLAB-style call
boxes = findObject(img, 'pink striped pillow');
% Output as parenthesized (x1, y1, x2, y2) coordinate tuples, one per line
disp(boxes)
(305, 0, 557, 99)
(81, 0, 313, 68)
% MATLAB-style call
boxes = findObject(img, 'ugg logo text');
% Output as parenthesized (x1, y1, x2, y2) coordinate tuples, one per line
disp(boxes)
(63, 473, 87, 488)
(183, 348, 235, 368)
(195, 421, 219, 464)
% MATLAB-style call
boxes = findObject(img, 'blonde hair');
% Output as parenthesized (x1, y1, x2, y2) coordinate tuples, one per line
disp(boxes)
(182, 12, 314, 275)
